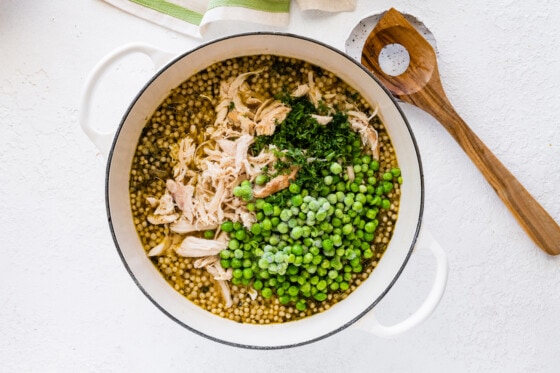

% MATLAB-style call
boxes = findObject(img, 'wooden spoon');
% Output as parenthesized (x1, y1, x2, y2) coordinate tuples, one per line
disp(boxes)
(361, 8, 560, 255)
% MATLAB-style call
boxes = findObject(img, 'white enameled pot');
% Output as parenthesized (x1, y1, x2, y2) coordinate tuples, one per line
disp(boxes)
(80, 33, 448, 349)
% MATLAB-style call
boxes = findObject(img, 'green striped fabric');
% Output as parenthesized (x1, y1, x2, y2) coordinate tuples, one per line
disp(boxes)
(207, 0, 290, 13)
(129, 0, 290, 26)
(104, 0, 355, 37)
(130, 0, 204, 25)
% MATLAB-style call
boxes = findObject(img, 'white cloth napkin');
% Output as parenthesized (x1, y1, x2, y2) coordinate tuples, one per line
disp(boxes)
(102, 0, 357, 38)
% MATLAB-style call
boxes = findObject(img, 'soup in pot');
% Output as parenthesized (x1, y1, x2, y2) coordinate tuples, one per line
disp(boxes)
(128, 54, 401, 324)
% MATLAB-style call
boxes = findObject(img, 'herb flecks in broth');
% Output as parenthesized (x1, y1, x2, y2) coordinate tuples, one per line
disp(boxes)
(129, 55, 401, 323)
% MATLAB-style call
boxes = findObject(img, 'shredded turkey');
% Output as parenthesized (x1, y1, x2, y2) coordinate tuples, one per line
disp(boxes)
(205, 260, 233, 281)
(192, 255, 234, 308)
(146, 196, 159, 208)
(254, 100, 291, 136)
(147, 213, 179, 225)
(216, 280, 233, 308)
(307, 71, 323, 108)
(253, 167, 299, 199)
(147, 236, 173, 257)
(172, 137, 196, 181)
(347, 165, 355, 182)
(170, 217, 218, 234)
(311, 114, 333, 125)
(176, 236, 228, 257)
(290, 71, 323, 109)
(193, 255, 219, 269)
(148, 242, 166, 257)
(348, 110, 380, 160)
(153, 193, 175, 215)
(247, 288, 258, 301)
(292, 84, 309, 98)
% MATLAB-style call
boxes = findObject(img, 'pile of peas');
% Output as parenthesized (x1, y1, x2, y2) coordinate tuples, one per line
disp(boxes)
(218, 155, 401, 312)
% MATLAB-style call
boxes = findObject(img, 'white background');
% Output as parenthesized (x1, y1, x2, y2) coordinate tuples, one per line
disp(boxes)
(1, 1, 559, 372)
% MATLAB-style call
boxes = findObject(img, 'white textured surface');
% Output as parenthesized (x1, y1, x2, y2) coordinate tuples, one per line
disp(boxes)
(1, 0, 559, 372)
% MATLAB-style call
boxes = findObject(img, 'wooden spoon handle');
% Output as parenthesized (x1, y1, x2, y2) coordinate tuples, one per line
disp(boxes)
(402, 79, 560, 255)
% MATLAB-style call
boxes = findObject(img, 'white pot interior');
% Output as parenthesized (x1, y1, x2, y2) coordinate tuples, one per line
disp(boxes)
(106, 33, 423, 348)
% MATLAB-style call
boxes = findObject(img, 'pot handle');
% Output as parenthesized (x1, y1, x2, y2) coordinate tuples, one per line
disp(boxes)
(79, 43, 176, 157)
(354, 228, 448, 337)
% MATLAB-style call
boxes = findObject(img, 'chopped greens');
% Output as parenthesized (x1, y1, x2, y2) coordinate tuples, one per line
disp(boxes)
(250, 96, 362, 192)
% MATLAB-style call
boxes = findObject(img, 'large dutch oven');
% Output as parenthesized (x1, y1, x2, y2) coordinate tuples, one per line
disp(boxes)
(80, 33, 448, 349)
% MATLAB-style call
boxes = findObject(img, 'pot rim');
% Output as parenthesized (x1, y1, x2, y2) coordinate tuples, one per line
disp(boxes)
(104, 32, 424, 349)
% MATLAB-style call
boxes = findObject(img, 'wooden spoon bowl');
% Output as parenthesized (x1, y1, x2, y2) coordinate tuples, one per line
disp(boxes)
(363, 25, 436, 96)
(361, 8, 560, 255)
